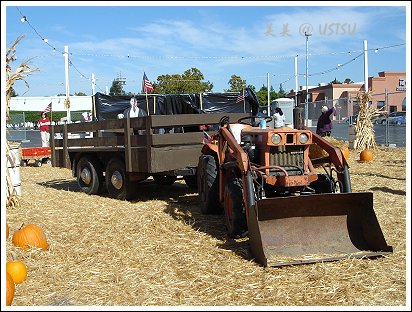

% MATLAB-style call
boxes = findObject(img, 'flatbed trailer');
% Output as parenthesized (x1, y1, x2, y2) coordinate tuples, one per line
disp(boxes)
(51, 112, 247, 200)
(20, 147, 52, 167)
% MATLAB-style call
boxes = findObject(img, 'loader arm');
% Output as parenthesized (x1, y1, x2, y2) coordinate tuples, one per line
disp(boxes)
(311, 131, 352, 193)
(217, 125, 254, 207)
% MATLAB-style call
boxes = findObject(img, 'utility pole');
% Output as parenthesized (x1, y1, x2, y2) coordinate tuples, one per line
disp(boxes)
(305, 31, 312, 127)
(363, 40, 369, 92)
(267, 73, 270, 116)
(64, 45, 71, 123)
(294, 55, 298, 106)
(91, 73, 96, 95)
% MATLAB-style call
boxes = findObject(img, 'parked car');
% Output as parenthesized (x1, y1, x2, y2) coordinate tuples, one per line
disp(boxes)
(371, 112, 386, 124)
(389, 114, 406, 125)
(377, 111, 406, 125)
(344, 115, 358, 124)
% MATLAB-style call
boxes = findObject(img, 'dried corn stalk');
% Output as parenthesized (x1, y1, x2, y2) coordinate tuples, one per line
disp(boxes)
(353, 91, 383, 151)
(6, 35, 39, 208)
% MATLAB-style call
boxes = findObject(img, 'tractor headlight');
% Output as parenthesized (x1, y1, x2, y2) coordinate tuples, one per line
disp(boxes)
(271, 133, 282, 145)
(298, 133, 309, 144)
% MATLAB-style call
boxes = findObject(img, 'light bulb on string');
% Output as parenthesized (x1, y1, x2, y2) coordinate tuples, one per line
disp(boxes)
(20, 16, 27, 22)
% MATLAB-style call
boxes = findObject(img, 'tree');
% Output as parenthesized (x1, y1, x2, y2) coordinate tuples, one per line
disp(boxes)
(109, 79, 124, 96)
(247, 84, 256, 92)
(153, 67, 213, 94)
(329, 78, 342, 85)
(278, 84, 286, 98)
(256, 85, 268, 106)
(75, 92, 87, 96)
(343, 78, 354, 84)
(10, 86, 18, 97)
(226, 75, 246, 92)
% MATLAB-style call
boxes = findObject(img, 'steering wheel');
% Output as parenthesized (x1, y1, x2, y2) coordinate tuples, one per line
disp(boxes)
(237, 116, 273, 126)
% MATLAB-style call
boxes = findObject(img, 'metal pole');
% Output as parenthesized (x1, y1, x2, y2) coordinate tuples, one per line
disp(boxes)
(305, 32, 312, 126)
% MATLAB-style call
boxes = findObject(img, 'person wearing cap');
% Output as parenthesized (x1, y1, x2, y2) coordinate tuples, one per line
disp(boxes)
(316, 103, 336, 137)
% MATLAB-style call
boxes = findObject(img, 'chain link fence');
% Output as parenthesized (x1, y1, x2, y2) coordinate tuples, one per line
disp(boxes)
(299, 90, 406, 147)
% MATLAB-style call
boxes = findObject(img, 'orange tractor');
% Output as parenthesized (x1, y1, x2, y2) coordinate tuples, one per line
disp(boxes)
(197, 113, 392, 267)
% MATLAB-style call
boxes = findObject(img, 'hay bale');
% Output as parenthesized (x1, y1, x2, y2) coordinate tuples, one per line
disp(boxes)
(309, 136, 348, 159)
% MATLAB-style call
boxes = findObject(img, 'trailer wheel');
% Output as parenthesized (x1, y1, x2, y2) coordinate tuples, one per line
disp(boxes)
(77, 156, 103, 195)
(197, 154, 222, 214)
(34, 160, 42, 167)
(106, 158, 135, 200)
(224, 178, 248, 238)
(20, 160, 28, 167)
(44, 158, 52, 165)
(153, 175, 177, 185)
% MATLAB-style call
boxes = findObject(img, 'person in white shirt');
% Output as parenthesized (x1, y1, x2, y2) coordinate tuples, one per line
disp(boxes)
(118, 97, 147, 119)
(273, 107, 285, 128)
(117, 97, 147, 134)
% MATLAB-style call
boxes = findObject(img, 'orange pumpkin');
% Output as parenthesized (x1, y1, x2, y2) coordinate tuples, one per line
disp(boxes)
(12, 224, 49, 251)
(6, 223, 9, 239)
(360, 149, 373, 162)
(7, 261, 28, 284)
(341, 147, 350, 159)
(6, 271, 15, 306)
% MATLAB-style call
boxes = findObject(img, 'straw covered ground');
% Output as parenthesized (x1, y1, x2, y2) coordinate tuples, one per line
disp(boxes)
(5, 146, 408, 308)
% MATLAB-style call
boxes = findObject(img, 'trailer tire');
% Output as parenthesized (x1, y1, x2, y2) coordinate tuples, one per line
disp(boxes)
(77, 155, 104, 195)
(106, 158, 135, 200)
(153, 175, 177, 185)
(20, 160, 28, 167)
(224, 177, 248, 238)
(197, 154, 222, 214)
(44, 158, 52, 165)
(34, 160, 42, 167)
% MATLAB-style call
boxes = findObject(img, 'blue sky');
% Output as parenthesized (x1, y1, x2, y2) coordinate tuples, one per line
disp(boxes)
(3, 1, 410, 97)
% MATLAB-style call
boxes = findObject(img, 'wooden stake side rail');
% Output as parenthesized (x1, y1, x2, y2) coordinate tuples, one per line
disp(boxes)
(50, 113, 248, 172)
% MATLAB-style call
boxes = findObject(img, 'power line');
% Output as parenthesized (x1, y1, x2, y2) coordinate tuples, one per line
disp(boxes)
(14, 7, 406, 93)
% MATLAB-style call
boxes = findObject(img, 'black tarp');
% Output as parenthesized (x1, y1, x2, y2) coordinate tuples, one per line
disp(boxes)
(93, 87, 258, 120)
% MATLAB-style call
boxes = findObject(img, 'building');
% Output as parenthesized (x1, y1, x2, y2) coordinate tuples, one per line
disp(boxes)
(292, 71, 406, 122)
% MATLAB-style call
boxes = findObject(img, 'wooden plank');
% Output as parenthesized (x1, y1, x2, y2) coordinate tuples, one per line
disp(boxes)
(151, 132, 204, 146)
(149, 144, 202, 172)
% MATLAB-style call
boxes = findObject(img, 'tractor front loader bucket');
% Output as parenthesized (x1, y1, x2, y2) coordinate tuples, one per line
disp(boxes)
(247, 192, 393, 267)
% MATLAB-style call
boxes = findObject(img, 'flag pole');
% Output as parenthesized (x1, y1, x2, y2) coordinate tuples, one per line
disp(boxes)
(50, 101, 53, 125)
(145, 91, 150, 115)
(242, 89, 246, 113)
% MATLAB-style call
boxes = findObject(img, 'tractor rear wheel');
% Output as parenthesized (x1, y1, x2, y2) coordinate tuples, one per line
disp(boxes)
(197, 154, 222, 214)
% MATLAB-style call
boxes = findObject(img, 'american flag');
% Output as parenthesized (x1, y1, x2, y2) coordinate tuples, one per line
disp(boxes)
(236, 90, 247, 103)
(142, 72, 154, 93)
(43, 102, 52, 113)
